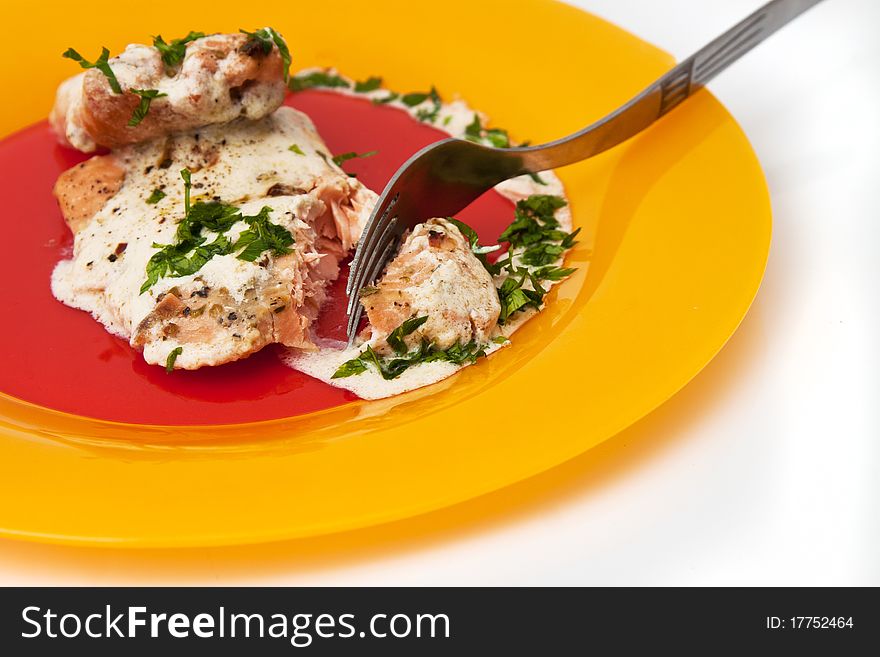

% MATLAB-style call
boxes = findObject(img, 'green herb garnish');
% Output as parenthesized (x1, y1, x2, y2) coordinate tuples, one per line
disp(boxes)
(141, 169, 294, 292)
(152, 31, 205, 69)
(401, 86, 441, 123)
(354, 76, 382, 92)
(386, 315, 428, 355)
(288, 144, 305, 155)
(128, 89, 167, 127)
(62, 47, 122, 93)
(332, 323, 488, 380)
(165, 347, 183, 373)
(289, 71, 350, 91)
(464, 113, 510, 148)
(240, 27, 291, 82)
(331, 150, 377, 166)
(233, 206, 295, 261)
(372, 92, 399, 105)
(146, 188, 166, 204)
(447, 218, 502, 274)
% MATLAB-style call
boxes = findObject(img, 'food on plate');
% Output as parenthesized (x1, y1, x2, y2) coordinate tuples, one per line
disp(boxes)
(46, 35, 579, 395)
(361, 218, 501, 352)
(52, 107, 376, 370)
(52, 30, 289, 152)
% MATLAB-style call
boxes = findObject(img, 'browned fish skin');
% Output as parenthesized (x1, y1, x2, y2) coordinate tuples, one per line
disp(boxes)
(52, 155, 125, 234)
(364, 218, 501, 353)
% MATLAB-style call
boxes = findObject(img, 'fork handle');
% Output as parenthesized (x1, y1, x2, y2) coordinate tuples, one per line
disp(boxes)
(516, 0, 824, 172)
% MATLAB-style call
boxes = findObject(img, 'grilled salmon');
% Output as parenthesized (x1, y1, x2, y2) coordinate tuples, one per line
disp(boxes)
(51, 31, 287, 153)
(52, 107, 377, 369)
(362, 218, 501, 352)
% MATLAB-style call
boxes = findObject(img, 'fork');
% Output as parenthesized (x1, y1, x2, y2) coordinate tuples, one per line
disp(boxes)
(345, 0, 824, 343)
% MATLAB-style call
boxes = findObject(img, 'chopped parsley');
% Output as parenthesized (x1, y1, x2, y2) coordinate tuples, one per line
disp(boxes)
(464, 113, 511, 148)
(240, 27, 291, 82)
(128, 89, 167, 127)
(491, 195, 579, 323)
(403, 87, 442, 123)
(233, 206, 295, 261)
(145, 188, 166, 204)
(447, 218, 501, 273)
(152, 31, 205, 69)
(331, 150, 377, 166)
(288, 144, 305, 155)
(386, 315, 428, 354)
(140, 169, 294, 293)
(372, 92, 400, 105)
(331, 193, 575, 378)
(332, 316, 487, 380)
(289, 71, 350, 91)
(165, 347, 183, 373)
(62, 47, 122, 94)
(354, 76, 382, 92)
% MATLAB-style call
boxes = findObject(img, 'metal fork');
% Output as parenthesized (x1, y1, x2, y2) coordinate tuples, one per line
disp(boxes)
(346, 0, 824, 342)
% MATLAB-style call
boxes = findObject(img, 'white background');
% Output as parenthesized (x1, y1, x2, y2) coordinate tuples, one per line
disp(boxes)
(0, 0, 877, 585)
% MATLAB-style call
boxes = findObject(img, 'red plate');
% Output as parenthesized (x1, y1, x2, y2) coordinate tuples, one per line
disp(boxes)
(0, 91, 515, 425)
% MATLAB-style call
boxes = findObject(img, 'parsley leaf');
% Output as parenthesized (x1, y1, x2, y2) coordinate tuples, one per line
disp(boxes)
(354, 76, 382, 92)
(332, 317, 488, 380)
(180, 168, 192, 214)
(372, 92, 399, 105)
(128, 89, 167, 127)
(289, 71, 350, 91)
(62, 47, 122, 93)
(288, 144, 305, 155)
(165, 346, 183, 373)
(332, 150, 377, 166)
(386, 316, 428, 355)
(240, 27, 291, 82)
(331, 357, 368, 379)
(464, 113, 510, 148)
(532, 266, 576, 281)
(146, 188, 166, 204)
(403, 87, 442, 123)
(447, 218, 502, 274)
(233, 206, 294, 261)
(152, 31, 205, 69)
(140, 171, 294, 292)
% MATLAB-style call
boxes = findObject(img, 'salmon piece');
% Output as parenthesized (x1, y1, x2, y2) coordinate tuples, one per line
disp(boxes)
(51, 107, 378, 370)
(52, 155, 126, 233)
(50, 32, 286, 152)
(363, 218, 500, 352)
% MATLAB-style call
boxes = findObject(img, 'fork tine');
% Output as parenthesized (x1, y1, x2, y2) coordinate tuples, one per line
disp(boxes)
(346, 193, 399, 296)
(345, 226, 401, 344)
(346, 215, 399, 318)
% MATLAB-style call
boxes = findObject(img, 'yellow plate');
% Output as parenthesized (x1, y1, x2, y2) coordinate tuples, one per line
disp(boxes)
(0, 0, 769, 547)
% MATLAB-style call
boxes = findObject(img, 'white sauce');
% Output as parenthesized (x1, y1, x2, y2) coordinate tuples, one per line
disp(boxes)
(52, 107, 376, 369)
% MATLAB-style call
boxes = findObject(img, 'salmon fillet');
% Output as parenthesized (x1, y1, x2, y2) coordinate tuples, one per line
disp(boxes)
(51, 32, 286, 152)
(51, 107, 377, 369)
(362, 218, 501, 352)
